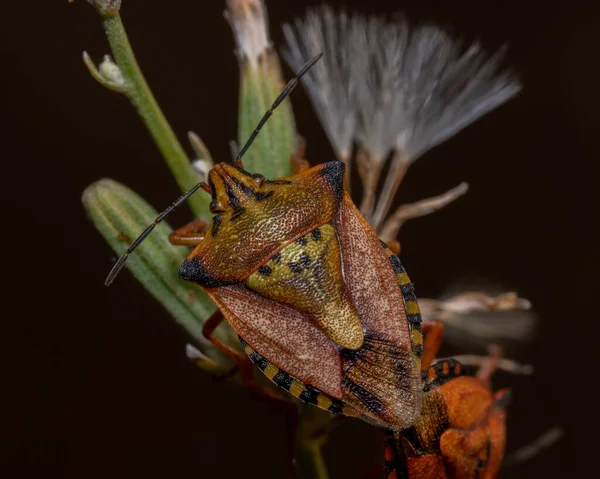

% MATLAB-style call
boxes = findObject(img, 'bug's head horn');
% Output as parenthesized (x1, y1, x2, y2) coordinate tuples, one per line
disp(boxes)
(207, 162, 263, 214)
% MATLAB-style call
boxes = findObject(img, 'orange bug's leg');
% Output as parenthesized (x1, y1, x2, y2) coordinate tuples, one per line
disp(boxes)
(202, 311, 289, 403)
(386, 240, 401, 256)
(168, 217, 208, 246)
(420, 321, 445, 371)
(291, 136, 310, 174)
(383, 431, 400, 479)
(476, 344, 503, 388)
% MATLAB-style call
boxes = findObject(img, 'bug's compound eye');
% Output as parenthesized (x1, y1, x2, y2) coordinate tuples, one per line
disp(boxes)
(252, 173, 265, 186)
(210, 199, 225, 213)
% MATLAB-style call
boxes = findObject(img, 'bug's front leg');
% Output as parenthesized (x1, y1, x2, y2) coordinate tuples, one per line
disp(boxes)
(168, 217, 208, 246)
(202, 311, 289, 404)
(201, 310, 253, 380)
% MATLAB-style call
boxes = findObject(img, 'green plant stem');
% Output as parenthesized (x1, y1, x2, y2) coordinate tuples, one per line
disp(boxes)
(296, 439, 329, 479)
(101, 13, 207, 217)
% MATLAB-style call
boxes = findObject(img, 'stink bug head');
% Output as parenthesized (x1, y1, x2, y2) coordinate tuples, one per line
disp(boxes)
(179, 160, 345, 287)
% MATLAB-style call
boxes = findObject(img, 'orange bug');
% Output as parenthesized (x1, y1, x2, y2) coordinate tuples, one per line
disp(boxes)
(383, 323, 509, 479)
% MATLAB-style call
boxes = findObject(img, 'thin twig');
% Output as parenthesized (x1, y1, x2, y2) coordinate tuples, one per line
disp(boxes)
(378, 182, 469, 241)
(371, 152, 411, 231)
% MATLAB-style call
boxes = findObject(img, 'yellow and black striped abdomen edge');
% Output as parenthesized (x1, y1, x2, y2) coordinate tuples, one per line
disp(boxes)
(239, 337, 358, 416)
(380, 240, 424, 363)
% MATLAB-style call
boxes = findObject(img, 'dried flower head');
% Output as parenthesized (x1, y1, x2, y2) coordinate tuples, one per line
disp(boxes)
(283, 6, 521, 229)
(225, 0, 272, 68)
(283, 8, 360, 165)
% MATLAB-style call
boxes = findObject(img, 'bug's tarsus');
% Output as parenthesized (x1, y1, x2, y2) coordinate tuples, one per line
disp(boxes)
(104, 53, 323, 286)
(233, 52, 323, 169)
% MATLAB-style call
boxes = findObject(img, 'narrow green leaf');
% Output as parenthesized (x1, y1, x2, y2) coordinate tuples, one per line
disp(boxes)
(82, 179, 239, 367)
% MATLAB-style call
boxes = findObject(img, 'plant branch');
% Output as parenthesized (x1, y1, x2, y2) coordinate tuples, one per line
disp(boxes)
(86, 10, 207, 216)
(378, 182, 469, 242)
(296, 438, 329, 479)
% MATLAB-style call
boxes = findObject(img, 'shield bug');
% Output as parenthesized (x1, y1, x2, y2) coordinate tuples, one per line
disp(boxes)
(383, 322, 509, 479)
(105, 54, 424, 431)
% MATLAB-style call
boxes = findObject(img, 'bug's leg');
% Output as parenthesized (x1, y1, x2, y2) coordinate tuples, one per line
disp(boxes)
(476, 344, 502, 388)
(420, 320, 445, 371)
(168, 217, 208, 246)
(203, 311, 289, 403)
(386, 240, 401, 256)
(202, 309, 250, 372)
(291, 136, 310, 174)
(382, 430, 404, 479)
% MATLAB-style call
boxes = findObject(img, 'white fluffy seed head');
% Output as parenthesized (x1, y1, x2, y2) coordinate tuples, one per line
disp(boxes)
(282, 7, 521, 162)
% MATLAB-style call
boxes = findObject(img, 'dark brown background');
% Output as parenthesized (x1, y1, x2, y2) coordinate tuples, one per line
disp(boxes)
(2, 0, 595, 477)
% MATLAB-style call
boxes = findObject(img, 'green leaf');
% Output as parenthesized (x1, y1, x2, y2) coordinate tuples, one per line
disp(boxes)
(82, 179, 239, 368)
(238, 55, 298, 179)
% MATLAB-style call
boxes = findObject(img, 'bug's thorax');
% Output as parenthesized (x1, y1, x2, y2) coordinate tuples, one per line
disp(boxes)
(179, 161, 344, 287)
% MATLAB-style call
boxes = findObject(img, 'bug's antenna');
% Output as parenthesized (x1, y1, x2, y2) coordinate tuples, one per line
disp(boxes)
(105, 53, 323, 286)
(233, 53, 323, 168)
(104, 183, 204, 286)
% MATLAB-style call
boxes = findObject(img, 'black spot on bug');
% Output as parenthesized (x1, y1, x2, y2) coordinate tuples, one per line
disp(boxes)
(413, 343, 424, 359)
(231, 177, 255, 197)
(400, 284, 416, 301)
(342, 377, 385, 413)
(380, 239, 388, 249)
(224, 183, 240, 207)
(249, 351, 269, 371)
(388, 254, 404, 274)
(288, 262, 303, 274)
(407, 314, 422, 328)
(179, 256, 232, 287)
(328, 402, 344, 414)
(299, 386, 320, 405)
(296, 236, 308, 246)
(272, 370, 294, 391)
(300, 253, 311, 269)
(258, 265, 272, 276)
(255, 191, 274, 201)
(319, 161, 345, 205)
(311, 228, 321, 241)
(340, 347, 361, 364)
(271, 252, 281, 263)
